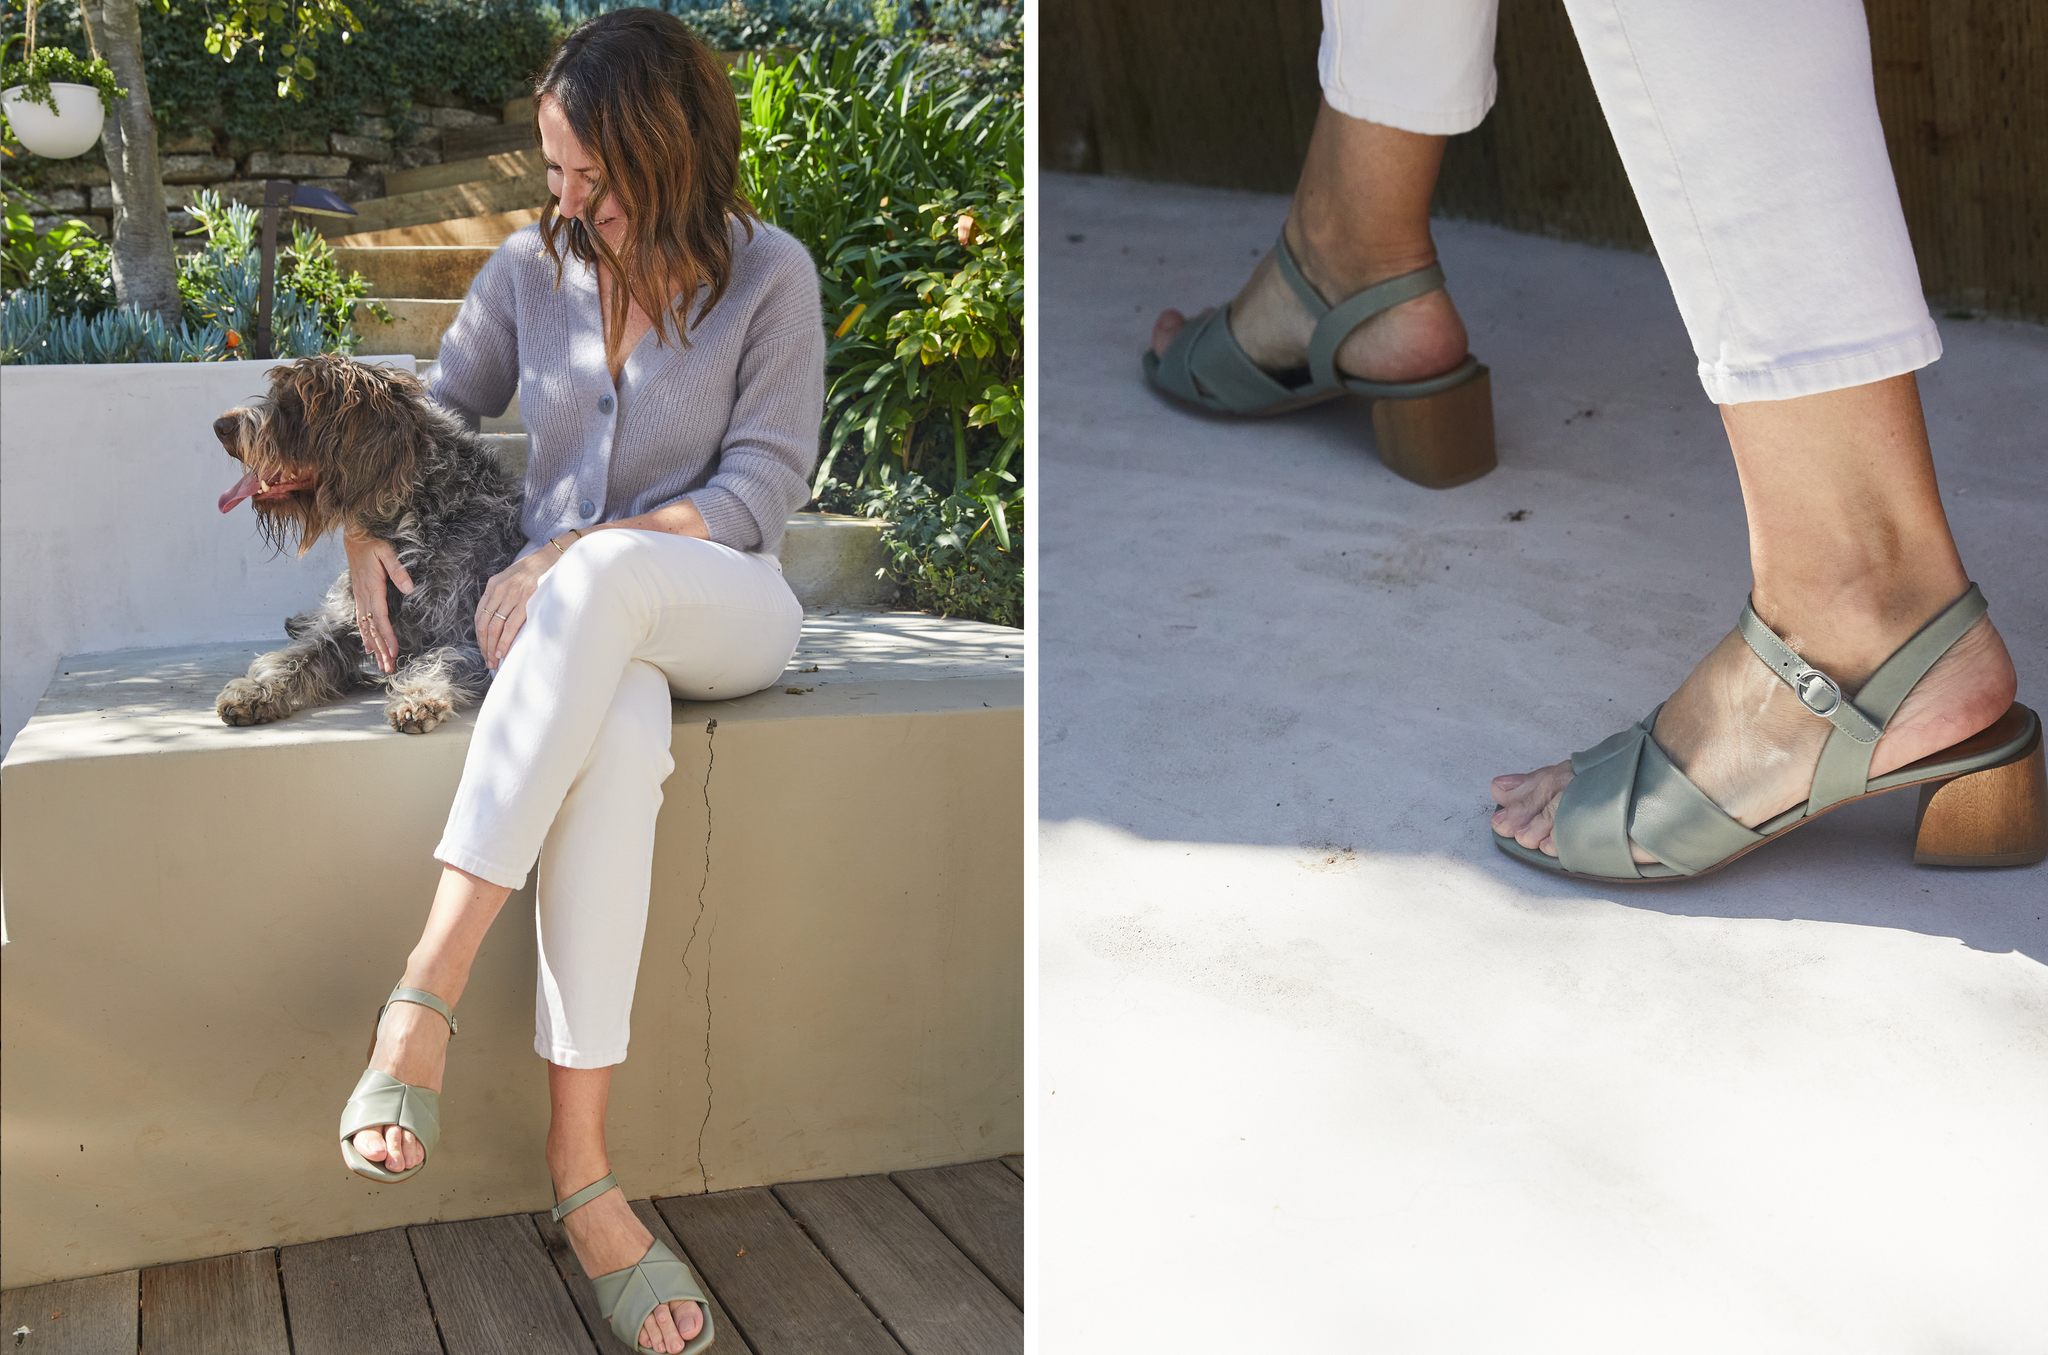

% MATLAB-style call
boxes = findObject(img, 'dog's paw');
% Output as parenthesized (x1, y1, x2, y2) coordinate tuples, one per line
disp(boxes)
(217, 677, 292, 727)
(387, 691, 454, 735)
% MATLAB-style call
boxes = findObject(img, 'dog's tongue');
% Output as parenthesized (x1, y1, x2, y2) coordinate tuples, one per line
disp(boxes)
(219, 469, 262, 514)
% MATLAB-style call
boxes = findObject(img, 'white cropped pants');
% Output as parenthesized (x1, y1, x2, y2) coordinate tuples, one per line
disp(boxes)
(1319, 0, 1938, 403)
(435, 531, 801, 1068)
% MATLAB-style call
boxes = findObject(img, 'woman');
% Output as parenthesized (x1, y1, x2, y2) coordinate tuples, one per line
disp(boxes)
(335, 12, 823, 1352)
(1148, 0, 2032, 879)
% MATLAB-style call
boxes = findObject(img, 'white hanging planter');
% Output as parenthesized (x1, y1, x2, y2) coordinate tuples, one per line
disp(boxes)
(1, 81, 106, 159)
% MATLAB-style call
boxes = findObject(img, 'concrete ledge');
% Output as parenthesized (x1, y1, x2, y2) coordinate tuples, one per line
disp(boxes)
(0, 614, 1021, 1287)
(780, 513, 897, 610)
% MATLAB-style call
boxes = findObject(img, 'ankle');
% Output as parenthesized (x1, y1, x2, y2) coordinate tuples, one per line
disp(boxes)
(546, 1141, 612, 1195)
(400, 953, 467, 1009)
(1750, 565, 1971, 684)
(1283, 212, 1439, 298)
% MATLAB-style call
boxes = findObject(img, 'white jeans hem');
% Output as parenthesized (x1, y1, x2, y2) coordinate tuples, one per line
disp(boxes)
(537, 1037, 627, 1070)
(1698, 321, 1942, 404)
(1321, 87, 1496, 137)
(432, 842, 529, 891)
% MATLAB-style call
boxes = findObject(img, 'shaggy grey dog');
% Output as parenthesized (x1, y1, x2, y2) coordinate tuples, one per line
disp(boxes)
(212, 355, 526, 734)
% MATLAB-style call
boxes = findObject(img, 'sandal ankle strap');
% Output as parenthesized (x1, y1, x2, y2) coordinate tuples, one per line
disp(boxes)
(1736, 603, 1883, 744)
(1739, 583, 1989, 814)
(384, 985, 457, 1036)
(552, 1172, 619, 1222)
(1272, 229, 1450, 393)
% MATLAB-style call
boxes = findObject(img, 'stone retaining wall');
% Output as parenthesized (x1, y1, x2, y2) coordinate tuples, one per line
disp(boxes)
(18, 95, 507, 239)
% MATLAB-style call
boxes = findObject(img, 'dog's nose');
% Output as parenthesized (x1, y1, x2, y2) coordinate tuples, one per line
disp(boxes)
(214, 414, 241, 450)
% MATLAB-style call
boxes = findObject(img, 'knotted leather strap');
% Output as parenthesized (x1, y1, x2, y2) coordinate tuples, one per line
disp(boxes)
(1151, 305, 1298, 411)
(1739, 584, 1987, 814)
(1553, 706, 1767, 877)
(552, 1171, 619, 1222)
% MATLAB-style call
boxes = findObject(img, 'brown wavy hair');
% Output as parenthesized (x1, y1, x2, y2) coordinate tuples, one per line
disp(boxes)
(534, 9, 758, 359)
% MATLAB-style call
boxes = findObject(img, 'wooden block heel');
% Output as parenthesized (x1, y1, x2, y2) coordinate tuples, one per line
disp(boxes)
(1371, 364, 1497, 489)
(1914, 729, 2048, 868)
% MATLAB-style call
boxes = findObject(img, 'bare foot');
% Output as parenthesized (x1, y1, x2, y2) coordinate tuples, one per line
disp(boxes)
(1492, 614, 2019, 864)
(1151, 225, 1470, 393)
(556, 1181, 703, 1353)
(347, 996, 451, 1175)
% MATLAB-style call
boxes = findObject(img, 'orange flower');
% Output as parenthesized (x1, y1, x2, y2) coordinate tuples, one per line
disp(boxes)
(224, 330, 242, 349)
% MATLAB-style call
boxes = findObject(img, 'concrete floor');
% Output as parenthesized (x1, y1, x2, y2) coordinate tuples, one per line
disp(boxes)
(1037, 172, 2047, 1353)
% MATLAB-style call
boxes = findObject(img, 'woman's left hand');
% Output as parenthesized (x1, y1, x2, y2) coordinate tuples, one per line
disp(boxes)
(475, 544, 564, 670)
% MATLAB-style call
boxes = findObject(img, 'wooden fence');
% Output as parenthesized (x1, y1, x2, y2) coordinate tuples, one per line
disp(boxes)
(1042, 0, 2046, 321)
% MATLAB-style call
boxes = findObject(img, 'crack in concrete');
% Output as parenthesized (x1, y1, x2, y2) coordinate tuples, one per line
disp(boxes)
(679, 717, 717, 1194)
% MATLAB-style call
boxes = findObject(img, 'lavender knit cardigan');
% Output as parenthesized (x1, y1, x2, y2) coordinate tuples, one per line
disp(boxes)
(429, 216, 825, 558)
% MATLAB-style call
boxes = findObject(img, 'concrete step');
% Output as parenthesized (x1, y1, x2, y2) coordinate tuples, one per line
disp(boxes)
(780, 512, 898, 609)
(334, 245, 494, 300)
(321, 170, 547, 239)
(383, 148, 544, 199)
(443, 121, 540, 160)
(352, 297, 461, 358)
(331, 208, 541, 248)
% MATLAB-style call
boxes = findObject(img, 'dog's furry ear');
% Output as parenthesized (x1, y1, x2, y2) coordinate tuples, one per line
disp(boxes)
(266, 357, 431, 555)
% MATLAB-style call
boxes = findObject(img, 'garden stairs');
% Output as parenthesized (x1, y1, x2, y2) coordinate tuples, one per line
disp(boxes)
(328, 96, 543, 360)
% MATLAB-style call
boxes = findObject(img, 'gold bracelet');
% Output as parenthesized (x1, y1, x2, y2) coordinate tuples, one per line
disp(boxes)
(550, 527, 583, 555)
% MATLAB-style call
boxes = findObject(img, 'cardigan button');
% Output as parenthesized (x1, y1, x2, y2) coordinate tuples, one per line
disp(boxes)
(598, 394, 615, 414)
(579, 500, 596, 517)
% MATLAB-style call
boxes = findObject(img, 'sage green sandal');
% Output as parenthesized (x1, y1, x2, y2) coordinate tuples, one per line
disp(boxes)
(1497, 583, 2048, 882)
(338, 985, 456, 1184)
(553, 1173, 715, 1355)
(1141, 229, 1497, 488)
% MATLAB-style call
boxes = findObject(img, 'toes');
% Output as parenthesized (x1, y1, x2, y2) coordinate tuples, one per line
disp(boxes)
(1490, 771, 1529, 802)
(1515, 799, 1557, 851)
(644, 1300, 688, 1353)
(391, 1128, 420, 1172)
(1150, 308, 1187, 358)
(352, 1127, 388, 1162)
(674, 1300, 703, 1340)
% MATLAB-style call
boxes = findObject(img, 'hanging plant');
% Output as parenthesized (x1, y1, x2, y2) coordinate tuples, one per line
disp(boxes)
(1, 45, 125, 118)
(0, 0, 127, 160)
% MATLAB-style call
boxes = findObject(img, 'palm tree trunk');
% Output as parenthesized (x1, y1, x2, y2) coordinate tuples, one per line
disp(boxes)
(83, 0, 178, 322)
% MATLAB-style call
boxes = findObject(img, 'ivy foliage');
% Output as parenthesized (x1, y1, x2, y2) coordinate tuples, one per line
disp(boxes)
(1, 0, 562, 155)
(142, 0, 562, 146)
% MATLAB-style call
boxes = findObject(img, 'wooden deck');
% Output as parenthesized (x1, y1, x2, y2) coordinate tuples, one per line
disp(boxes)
(0, 1158, 1022, 1355)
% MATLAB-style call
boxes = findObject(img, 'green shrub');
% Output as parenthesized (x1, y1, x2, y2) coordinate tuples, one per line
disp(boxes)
(837, 470, 1021, 628)
(1, 194, 115, 314)
(735, 34, 1022, 625)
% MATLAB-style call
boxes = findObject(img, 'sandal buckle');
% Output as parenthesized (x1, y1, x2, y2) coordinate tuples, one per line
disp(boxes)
(1793, 667, 1843, 717)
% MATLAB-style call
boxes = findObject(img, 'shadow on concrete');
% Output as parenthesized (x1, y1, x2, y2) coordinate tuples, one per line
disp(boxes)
(1039, 172, 2047, 965)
